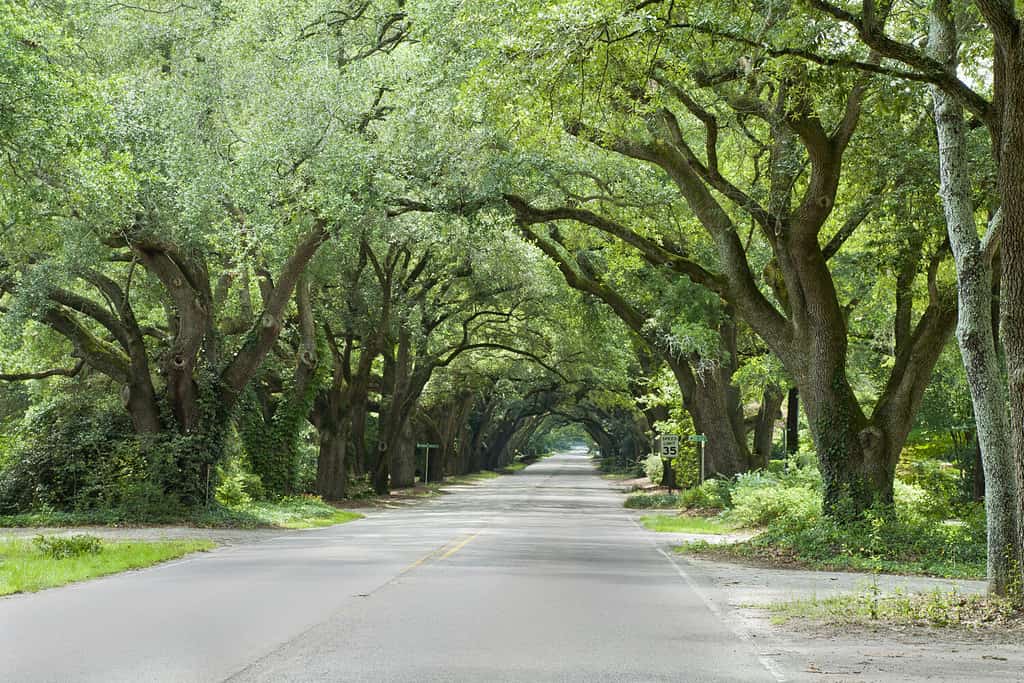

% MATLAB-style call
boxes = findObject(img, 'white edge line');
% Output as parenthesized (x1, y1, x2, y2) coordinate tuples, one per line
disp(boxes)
(657, 547, 787, 683)
(622, 511, 787, 683)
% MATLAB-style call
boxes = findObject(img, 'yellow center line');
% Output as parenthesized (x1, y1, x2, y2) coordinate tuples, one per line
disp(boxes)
(394, 531, 482, 577)
(439, 531, 481, 560)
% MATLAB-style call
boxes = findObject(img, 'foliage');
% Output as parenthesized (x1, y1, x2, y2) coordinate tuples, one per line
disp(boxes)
(209, 495, 363, 530)
(33, 534, 103, 559)
(0, 389, 184, 516)
(676, 456, 986, 578)
(641, 454, 663, 485)
(723, 466, 823, 528)
(678, 478, 732, 510)
(624, 492, 684, 509)
(214, 458, 264, 508)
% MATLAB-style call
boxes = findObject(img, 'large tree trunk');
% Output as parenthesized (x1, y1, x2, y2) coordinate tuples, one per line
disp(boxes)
(752, 384, 784, 468)
(388, 419, 416, 488)
(928, 3, 1020, 595)
(123, 378, 162, 434)
(798, 360, 878, 512)
(785, 388, 800, 454)
(312, 383, 349, 501)
(316, 423, 348, 501)
(996, 53, 1024, 598)
(667, 355, 750, 479)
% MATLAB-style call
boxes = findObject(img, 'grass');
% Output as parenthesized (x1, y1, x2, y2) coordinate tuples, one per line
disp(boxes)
(624, 492, 685, 509)
(676, 539, 986, 580)
(640, 514, 739, 534)
(0, 536, 214, 596)
(764, 587, 1023, 630)
(0, 495, 364, 530)
(221, 498, 364, 529)
(443, 471, 501, 485)
(0, 463, 524, 529)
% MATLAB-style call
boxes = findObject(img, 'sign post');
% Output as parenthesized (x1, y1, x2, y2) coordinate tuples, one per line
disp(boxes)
(688, 434, 707, 483)
(417, 443, 439, 484)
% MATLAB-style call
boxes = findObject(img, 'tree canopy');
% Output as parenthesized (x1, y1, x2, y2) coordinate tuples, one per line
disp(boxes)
(0, 0, 1021, 597)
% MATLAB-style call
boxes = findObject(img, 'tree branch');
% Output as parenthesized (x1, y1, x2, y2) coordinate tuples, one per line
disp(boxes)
(0, 359, 85, 381)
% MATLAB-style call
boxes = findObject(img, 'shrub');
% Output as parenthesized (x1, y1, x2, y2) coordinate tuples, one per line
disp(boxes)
(642, 454, 663, 484)
(678, 478, 732, 509)
(0, 393, 133, 513)
(0, 391, 187, 516)
(723, 464, 821, 528)
(899, 453, 961, 508)
(624, 492, 683, 509)
(34, 534, 103, 559)
(215, 457, 264, 508)
(894, 480, 950, 523)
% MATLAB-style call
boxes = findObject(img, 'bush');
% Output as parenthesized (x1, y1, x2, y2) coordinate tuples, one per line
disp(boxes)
(215, 456, 264, 508)
(0, 391, 187, 517)
(624, 492, 683, 509)
(899, 448, 961, 507)
(678, 478, 732, 509)
(33, 534, 103, 559)
(672, 448, 986, 577)
(642, 454, 663, 484)
(894, 480, 950, 523)
(749, 501, 986, 576)
(722, 464, 821, 528)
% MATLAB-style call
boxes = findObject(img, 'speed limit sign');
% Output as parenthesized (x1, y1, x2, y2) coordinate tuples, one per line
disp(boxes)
(660, 434, 680, 459)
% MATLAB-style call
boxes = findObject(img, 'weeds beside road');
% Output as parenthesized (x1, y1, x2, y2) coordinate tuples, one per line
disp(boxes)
(0, 535, 213, 596)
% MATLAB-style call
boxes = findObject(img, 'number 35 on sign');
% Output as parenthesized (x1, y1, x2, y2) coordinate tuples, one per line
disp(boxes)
(660, 434, 679, 459)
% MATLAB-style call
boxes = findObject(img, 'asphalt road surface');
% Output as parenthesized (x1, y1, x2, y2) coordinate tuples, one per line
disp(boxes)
(1, 450, 777, 682)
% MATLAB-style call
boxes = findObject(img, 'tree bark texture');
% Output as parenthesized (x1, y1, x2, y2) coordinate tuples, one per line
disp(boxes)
(753, 384, 784, 468)
(928, 1, 1020, 595)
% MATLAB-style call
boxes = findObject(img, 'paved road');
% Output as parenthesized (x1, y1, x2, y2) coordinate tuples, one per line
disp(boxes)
(1, 450, 776, 682)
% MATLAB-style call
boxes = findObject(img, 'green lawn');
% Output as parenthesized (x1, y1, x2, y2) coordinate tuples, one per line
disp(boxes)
(0, 536, 214, 596)
(640, 514, 739, 534)
(0, 496, 365, 530)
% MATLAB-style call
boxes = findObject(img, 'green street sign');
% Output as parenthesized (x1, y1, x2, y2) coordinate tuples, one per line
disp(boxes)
(417, 443, 439, 449)
(688, 434, 707, 443)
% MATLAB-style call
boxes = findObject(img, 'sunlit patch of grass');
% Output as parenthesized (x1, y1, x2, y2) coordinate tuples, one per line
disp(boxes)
(641, 514, 739, 534)
(625, 492, 684, 509)
(0, 536, 214, 595)
(209, 496, 364, 529)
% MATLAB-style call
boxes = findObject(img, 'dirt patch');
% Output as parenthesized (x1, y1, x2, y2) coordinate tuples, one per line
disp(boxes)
(606, 475, 653, 492)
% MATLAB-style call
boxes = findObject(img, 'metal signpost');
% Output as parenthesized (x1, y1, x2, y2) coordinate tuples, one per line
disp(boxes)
(688, 434, 707, 483)
(417, 443, 439, 484)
